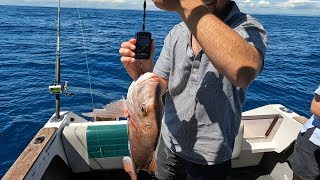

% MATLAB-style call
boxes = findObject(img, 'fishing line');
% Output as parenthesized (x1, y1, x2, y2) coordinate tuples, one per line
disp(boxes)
(74, 2, 112, 179)
(76, 2, 95, 111)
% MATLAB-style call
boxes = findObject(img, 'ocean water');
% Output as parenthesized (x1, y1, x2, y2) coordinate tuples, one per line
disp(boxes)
(0, 5, 319, 177)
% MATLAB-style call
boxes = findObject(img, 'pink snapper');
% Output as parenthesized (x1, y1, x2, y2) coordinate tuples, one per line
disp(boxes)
(83, 72, 163, 179)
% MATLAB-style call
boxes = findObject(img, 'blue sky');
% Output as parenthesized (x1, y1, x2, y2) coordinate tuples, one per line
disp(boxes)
(1, 0, 319, 16)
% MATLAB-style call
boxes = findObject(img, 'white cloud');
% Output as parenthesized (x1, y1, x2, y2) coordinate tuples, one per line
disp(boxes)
(257, 0, 271, 8)
(98, 0, 126, 2)
(239, 0, 271, 8)
(81, 0, 127, 3)
(275, 0, 320, 12)
(239, 0, 255, 8)
(237, 0, 320, 15)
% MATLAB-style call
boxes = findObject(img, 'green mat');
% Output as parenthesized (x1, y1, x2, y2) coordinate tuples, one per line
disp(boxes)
(87, 124, 130, 159)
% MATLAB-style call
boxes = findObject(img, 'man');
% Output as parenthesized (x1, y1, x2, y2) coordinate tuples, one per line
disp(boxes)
(288, 85, 320, 180)
(119, 0, 267, 179)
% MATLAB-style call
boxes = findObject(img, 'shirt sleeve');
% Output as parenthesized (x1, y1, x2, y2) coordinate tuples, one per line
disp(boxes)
(153, 29, 174, 80)
(235, 18, 268, 58)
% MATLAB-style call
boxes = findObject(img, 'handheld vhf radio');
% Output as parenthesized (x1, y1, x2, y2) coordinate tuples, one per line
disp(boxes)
(135, 0, 152, 59)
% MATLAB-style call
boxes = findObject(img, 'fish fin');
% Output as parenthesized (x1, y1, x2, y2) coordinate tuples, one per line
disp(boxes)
(147, 153, 157, 174)
(82, 109, 117, 119)
(123, 156, 137, 180)
(122, 95, 128, 112)
(82, 99, 128, 119)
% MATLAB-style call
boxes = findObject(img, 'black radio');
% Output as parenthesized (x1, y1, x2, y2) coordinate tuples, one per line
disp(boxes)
(135, 31, 151, 59)
(134, 0, 152, 60)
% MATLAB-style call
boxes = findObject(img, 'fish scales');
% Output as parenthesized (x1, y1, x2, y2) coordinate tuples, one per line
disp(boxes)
(127, 72, 163, 172)
(83, 72, 163, 179)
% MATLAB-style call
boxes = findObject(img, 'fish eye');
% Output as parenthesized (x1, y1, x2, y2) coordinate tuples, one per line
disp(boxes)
(141, 106, 147, 116)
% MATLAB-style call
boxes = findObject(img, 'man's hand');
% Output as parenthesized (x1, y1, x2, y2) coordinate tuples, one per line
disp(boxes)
(152, 0, 181, 11)
(119, 38, 154, 80)
(152, 0, 204, 15)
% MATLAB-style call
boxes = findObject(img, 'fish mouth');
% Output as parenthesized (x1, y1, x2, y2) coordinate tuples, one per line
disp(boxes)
(136, 72, 160, 84)
(140, 73, 160, 84)
(150, 76, 160, 83)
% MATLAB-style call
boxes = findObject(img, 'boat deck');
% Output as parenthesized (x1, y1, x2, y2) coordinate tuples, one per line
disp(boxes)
(69, 167, 274, 180)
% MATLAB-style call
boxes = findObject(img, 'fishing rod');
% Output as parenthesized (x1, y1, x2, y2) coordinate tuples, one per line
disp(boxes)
(55, 0, 61, 120)
(48, 0, 71, 120)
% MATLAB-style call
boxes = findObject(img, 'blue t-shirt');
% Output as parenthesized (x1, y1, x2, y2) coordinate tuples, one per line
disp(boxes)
(300, 85, 320, 146)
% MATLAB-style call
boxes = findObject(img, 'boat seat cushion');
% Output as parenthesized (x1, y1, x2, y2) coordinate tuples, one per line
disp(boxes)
(62, 124, 129, 173)
(232, 122, 244, 159)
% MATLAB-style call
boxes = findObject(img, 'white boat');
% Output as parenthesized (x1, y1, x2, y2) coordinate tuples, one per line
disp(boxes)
(2, 104, 307, 180)
(2, 1, 309, 180)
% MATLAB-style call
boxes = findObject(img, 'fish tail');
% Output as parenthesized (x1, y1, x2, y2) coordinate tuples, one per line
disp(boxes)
(122, 95, 128, 110)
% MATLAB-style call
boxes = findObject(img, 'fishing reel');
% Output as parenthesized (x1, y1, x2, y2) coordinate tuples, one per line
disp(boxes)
(49, 81, 74, 96)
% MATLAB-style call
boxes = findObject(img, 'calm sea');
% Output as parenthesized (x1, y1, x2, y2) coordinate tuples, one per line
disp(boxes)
(0, 5, 319, 177)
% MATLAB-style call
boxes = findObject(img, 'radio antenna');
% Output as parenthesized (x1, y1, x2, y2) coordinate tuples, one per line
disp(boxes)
(142, 0, 146, 31)
(134, 0, 152, 59)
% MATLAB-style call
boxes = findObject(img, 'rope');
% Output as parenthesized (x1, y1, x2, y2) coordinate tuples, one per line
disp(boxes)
(76, 4, 95, 111)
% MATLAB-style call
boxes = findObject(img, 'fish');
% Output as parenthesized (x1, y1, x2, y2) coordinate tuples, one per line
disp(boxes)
(83, 72, 163, 179)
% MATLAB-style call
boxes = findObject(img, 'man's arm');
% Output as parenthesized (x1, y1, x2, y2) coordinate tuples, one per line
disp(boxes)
(153, 0, 264, 88)
(179, 1, 263, 88)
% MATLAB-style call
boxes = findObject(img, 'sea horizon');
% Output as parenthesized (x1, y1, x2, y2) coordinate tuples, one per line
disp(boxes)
(0, 4, 319, 17)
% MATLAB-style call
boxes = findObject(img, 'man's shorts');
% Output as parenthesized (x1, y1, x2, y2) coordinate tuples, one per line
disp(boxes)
(287, 127, 320, 180)
(155, 135, 231, 180)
